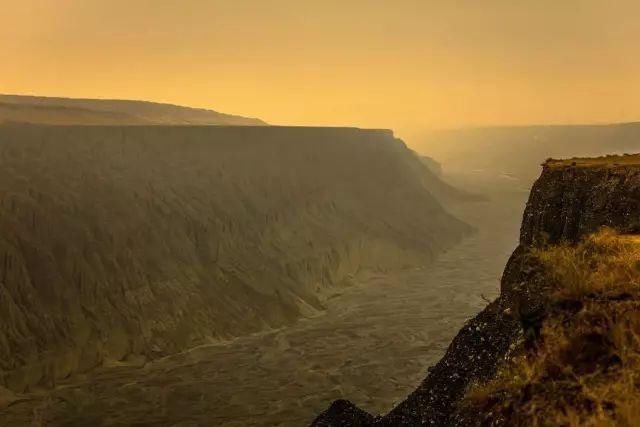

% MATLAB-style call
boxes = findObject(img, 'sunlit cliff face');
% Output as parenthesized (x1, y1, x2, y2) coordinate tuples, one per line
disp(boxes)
(2, 0, 639, 138)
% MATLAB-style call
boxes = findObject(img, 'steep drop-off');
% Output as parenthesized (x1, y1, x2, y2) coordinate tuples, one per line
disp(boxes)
(0, 124, 468, 393)
(313, 154, 640, 426)
(521, 155, 640, 245)
(0, 94, 266, 126)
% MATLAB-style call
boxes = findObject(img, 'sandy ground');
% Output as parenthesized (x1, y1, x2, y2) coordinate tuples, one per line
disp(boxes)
(0, 191, 527, 427)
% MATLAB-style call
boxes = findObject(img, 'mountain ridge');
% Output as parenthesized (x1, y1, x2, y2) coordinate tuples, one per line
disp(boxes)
(0, 94, 266, 126)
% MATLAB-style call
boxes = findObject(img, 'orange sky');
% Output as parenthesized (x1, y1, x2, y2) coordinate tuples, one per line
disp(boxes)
(2, 0, 639, 139)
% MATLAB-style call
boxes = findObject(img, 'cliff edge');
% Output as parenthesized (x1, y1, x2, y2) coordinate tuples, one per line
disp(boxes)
(312, 153, 640, 426)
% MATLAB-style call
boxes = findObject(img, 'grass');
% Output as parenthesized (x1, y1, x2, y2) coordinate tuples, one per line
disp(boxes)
(535, 229, 640, 300)
(463, 229, 640, 426)
(545, 154, 640, 169)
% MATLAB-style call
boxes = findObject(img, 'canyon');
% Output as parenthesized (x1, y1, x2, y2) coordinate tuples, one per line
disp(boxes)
(0, 124, 468, 398)
(3, 116, 635, 426)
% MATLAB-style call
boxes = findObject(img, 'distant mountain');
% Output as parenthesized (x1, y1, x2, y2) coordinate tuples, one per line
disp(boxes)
(417, 123, 640, 187)
(0, 102, 151, 125)
(0, 94, 266, 126)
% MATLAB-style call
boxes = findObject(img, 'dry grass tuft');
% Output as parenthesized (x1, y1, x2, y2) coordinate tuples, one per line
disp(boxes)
(535, 228, 640, 300)
(463, 228, 640, 426)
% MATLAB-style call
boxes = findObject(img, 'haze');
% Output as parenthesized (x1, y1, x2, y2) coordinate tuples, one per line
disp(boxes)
(2, 0, 639, 138)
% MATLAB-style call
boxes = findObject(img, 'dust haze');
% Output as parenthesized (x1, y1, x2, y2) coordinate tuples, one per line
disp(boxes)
(0, 1, 639, 426)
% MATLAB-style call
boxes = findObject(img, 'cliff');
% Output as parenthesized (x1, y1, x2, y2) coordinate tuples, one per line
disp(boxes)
(0, 94, 266, 126)
(521, 155, 640, 246)
(312, 153, 640, 426)
(0, 124, 469, 393)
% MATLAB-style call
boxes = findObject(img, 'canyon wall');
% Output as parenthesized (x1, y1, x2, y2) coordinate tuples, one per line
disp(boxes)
(520, 157, 640, 246)
(0, 124, 468, 392)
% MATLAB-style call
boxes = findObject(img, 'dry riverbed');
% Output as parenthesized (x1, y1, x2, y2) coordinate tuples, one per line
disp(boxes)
(0, 192, 527, 427)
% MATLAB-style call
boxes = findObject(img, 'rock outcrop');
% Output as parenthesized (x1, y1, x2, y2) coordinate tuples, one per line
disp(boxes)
(312, 153, 640, 426)
(521, 156, 640, 246)
(0, 124, 468, 392)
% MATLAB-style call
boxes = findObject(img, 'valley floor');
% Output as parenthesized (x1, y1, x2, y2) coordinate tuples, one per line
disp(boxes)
(0, 192, 527, 427)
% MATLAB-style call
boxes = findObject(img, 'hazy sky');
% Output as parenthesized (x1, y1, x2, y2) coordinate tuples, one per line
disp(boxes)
(2, 0, 639, 137)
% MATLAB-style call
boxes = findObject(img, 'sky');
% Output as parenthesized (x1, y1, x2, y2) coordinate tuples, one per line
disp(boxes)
(2, 0, 639, 138)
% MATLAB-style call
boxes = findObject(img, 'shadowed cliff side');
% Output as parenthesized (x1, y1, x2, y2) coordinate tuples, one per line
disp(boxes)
(312, 154, 640, 426)
(0, 124, 469, 393)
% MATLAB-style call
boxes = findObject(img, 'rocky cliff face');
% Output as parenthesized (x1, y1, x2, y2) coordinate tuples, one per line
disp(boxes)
(0, 124, 468, 393)
(521, 157, 640, 246)
(312, 154, 640, 426)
